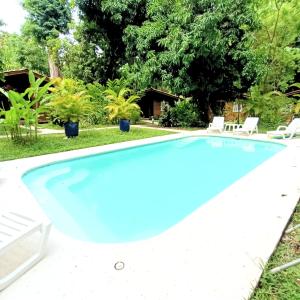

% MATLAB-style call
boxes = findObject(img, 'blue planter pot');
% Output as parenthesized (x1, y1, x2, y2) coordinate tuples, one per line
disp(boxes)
(64, 121, 79, 138)
(119, 119, 130, 132)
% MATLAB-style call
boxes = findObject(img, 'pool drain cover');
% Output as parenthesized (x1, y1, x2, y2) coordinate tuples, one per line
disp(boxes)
(114, 261, 125, 270)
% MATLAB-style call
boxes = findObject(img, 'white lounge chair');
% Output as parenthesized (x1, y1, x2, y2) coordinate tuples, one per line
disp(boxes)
(233, 117, 259, 135)
(207, 116, 224, 133)
(267, 118, 300, 139)
(0, 211, 51, 291)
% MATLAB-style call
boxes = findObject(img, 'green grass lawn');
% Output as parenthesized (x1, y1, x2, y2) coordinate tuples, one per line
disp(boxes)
(0, 127, 173, 161)
(0, 125, 7, 136)
(0, 125, 29, 136)
(37, 122, 112, 130)
(251, 202, 300, 300)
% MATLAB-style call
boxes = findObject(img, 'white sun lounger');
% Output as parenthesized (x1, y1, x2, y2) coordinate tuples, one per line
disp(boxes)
(267, 118, 300, 139)
(207, 116, 224, 133)
(0, 211, 51, 291)
(233, 117, 259, 135)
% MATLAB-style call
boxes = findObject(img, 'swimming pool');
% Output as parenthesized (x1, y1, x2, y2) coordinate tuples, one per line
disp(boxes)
(22, 136, 284, 243)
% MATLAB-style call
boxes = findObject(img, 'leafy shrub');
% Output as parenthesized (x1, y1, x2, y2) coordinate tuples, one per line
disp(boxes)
(0, 71, 52, 142)
(106, 78, 128, 94)
(159, 102, 173, 127)
(245, 86, 293, 129)
(85, 82, 110, 125)
(159, 99, 203, 127)
(130, 109, 141, 124)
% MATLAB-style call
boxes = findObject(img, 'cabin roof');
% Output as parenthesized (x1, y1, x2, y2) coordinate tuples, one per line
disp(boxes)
(144, 88, 181, 100)
(3, 68, 49, 81)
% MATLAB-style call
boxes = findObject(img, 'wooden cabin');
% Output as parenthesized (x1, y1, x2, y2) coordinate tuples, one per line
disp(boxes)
(139, 88, 180, 118)
(0, 68, 49, 110)
(0, 69, 50, 122)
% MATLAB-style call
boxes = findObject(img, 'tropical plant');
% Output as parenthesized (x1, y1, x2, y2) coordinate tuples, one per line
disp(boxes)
(159, 99, 204, 128)
(47, 78, 93, 123)
(105, 88, 141, 121)
(85, 82, 110, 125)
(245, 86, 293, 129)
(171, 99, 203, 127)
(158, 102, 172, 127)
(106, 78, 129, 95)
(0, 71, 52, 141)
(0, 91, 26, 140)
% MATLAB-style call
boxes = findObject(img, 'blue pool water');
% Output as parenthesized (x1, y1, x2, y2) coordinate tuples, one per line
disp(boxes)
(22, 137, 284, 243)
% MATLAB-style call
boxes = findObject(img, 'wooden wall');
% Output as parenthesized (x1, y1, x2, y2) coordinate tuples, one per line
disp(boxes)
(223, 102, 246, 123)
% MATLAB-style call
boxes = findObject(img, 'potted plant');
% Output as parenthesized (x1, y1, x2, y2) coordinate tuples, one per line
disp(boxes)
(48, 79, 93, 137)
(104, 88, 141, 132)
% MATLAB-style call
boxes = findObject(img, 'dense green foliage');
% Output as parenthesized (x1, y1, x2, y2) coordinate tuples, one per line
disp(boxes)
(159, 99, 203, 127)
(23, 0, 71, 42)
(126, 1, 260, 118)
(76, 0, 147, 81)
(69, 0, 300, 124)
(0, 0, 300, 130)
(0, 32, 49, 74)
(85, 82, 110, 124)
(59, 27, 105, 82)
(245, 86, 293, 129)
(253, 0, 300, 92)
(0, 20, 4, 80)
(23, 0, 72, 77)
(75, 0, 261, 121)
(244, 0, 300, 129)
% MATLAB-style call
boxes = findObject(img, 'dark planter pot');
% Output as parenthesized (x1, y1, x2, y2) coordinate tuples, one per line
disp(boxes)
(64, 121, 79, 138)
(119, 119, 130, 132)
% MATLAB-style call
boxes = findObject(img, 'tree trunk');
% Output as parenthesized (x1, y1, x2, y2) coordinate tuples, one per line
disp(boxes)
(48, 54, 61, 78)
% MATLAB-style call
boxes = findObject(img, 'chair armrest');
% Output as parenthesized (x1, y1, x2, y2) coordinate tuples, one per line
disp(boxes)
(276, 126, 287, 131)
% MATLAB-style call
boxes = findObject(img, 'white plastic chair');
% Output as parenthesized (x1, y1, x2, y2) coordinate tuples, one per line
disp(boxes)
(233, 117, 259, 135)
(207, 116, 224, 133)
(267, 118, 300, 139)
(0, 211, 51, 291)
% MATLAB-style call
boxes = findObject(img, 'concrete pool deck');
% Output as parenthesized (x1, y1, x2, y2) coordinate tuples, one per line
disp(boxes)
(0, 131, 299, 300)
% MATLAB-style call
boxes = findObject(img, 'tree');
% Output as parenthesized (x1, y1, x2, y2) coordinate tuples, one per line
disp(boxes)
(0, 32, 49, 75)
(0, 19, 4, 81)
(123, 0, 260, 121)
(253, 0, 300, 92)
(23, 0, 72, 77)
(76, 0, 147, 81)
(59, 24, 107, 83)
